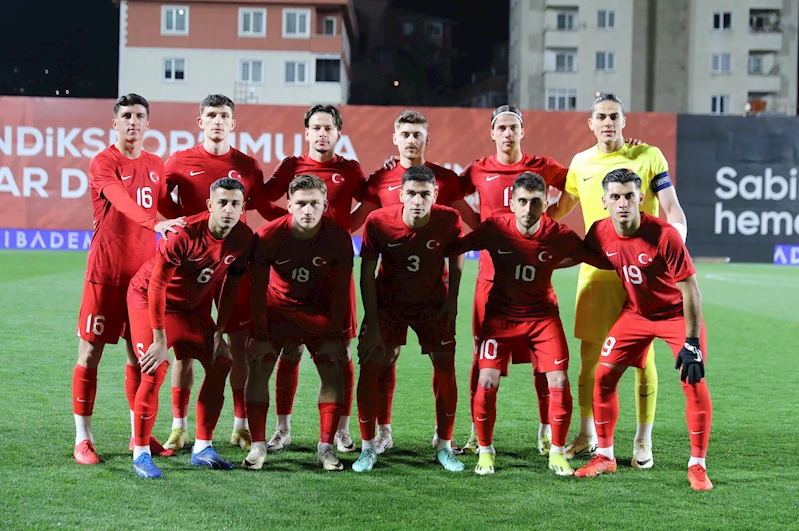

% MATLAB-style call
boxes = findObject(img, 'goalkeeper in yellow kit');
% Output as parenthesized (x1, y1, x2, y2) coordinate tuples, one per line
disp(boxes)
(548, 94, 688, 468)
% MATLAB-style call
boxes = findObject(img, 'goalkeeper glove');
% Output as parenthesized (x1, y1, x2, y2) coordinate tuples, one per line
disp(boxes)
(675, 337, 704, 385)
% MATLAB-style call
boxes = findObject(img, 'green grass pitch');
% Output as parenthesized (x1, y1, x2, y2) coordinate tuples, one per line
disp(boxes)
(0, 251, 797, 529)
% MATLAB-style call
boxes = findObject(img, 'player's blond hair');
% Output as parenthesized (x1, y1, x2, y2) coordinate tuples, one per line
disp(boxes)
(394, 110, 428, 130)
(288, 174, 327, 197)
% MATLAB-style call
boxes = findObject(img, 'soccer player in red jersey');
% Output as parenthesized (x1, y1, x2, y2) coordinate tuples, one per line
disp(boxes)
(449, 172, 583, 476)
(243, 175, 354, 472)
(126, 177, 254, 479)
(352, 165, 465, 473)
(572, 169, 712, 491)
(458, 105, 569, 455)
(349, 110, 478, 454)
(162, 94, 284, 453)
(262, 105, 366, 454)
(72, 94, 186, 465)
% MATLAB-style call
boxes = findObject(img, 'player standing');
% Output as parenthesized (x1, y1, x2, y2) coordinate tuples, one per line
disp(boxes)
(573, 169, 712, 491)
(72, 94, 185, 465)
(243, 175, 354, 472)
(449, 173, 583, 476)
(126, 177, 253, 478)
(352, 165, 464, 472)
(548, 94, 688, 468)
(458, 105, 569, 455)
(261, 105, 366, 454)
(162, 94, 283, 452)
(349, 110, 477, 454)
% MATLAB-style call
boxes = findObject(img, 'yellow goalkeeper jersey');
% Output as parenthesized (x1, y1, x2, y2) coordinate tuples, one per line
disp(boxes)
(565, 143, 670, 283)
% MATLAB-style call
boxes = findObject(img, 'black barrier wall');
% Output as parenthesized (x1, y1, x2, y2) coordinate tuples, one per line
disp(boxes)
(677, 115, 799, 263)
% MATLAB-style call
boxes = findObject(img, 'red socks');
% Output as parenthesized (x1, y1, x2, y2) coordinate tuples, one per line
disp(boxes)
(171, 387, 191, 419)
(195, 359, 231, 441)
(593, 364, 624, 448)
(341, 358, 355, 418)
(356, 362, 382, 441)
(275, 356, 300, 415)
(548, 385, 572, 447)
(124, 363, 141, 411)
(72, 364, 97, 416)
(318, 402, 340, 444)
(534, 371, 551, 425)
(133, 363, 168, 446)
(683, 380, 713, 458)
(232, 388, 246, 419)
(432, 357, 458, 441)
(468, 353, 480, 421)
(377, 365, 396, 425)
(247, 402, 269, 443)
(474, 384, 498, 447)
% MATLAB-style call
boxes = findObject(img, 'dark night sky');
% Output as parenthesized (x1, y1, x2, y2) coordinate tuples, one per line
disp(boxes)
(0, 0, 507, 99)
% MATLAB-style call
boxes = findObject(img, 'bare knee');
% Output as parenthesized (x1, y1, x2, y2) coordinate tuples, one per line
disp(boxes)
(77, 339, 104, 368)
(545, 370, 568, 388)
(478, 369, 501, 389)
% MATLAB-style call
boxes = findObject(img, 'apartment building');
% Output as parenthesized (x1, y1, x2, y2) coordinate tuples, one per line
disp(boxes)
(116, 0, 357, 105)
(509, 0, 798, 115)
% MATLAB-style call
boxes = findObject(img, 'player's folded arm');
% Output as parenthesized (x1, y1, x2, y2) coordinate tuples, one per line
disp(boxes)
(147, 256, 178, 331)
(101, 183, 160, 231)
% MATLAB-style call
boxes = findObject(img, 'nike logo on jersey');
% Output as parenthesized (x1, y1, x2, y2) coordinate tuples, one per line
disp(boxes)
(440, 339, 455, 346)
(121, 175, 133, 180)
(497, 249, 513, 254)
(190, 170, 205, 176)
(275, 259, 291, 265)
(582, 176, 594, 181)
(554, 359, 567, 365)
(388, 185, 402, 191)
(387, 242, 403, 248)
(606, 251, 618, 257)
(486, 175, 500, 181)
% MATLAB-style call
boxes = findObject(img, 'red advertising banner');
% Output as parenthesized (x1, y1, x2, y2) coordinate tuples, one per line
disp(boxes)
(0, 96, 676, 236)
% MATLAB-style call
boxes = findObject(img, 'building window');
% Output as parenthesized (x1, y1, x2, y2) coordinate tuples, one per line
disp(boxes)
(283, 9, 310, 38)
(285, 61, 308, 84)
(748, 54, 764, 74)
(239, 8, 266, 37)
(556, 12, 575, 30)
(426, 22, 443, 38)
(323, 16, 336, 36)
(596, 52, 615, 71)
(240, 60, 264, 84)
(163, 58, 186, 82)
(598, 10, 616, 29)
(711, 53, 731, 73)
(316, 57, 341, 82)
(545, 88, 578, 110)
(555, 50, 577, 72)
(162, 6, 189, 35)
(403, 22, 415, 36)
(713, 12, 732, 30)
(711, 95, 730, 114)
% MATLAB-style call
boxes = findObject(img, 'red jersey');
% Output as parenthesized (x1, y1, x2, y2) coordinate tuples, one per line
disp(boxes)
(165, 144, 278, 220)
(460, 153, 568, 280)
(252, 214, 354, 315)
(361, 204, 462, 307)
(128, 212, 253, 312)
(451, 214, 582, 320)
(265, 154, 367, 231)
(86, 145, 168, 287)
(583, 213, 696, 320)
(364, 161, 466, 207)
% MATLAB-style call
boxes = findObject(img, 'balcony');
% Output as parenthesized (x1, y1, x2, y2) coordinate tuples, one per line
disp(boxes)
(747, 30, 783, 51)
(747, 72, 781, 93)
(544, 28, 580, 48)
(748, 0, 783, 9)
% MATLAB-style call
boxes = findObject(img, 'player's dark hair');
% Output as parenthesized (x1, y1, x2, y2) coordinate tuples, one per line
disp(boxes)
(200, 94, 235, 116)
(491, 104, 524, 128)
(590, 93, 624, 116)
(394, 110, 428, 130)
(401, 165, 436, 186)
(114, 93, 149, 118)
(289, 174, 327, 197)
(602, 168, 641, 191)
(511, 172, 546, 195)
(304, 105, 343, 130)
(210, 177, 245, 196)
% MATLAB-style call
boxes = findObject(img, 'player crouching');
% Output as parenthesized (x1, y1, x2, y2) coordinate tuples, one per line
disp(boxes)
(244, 175, 354, 472)
(126, 177, 254, 478)
(449, 173, 585, 476)
(573, 169, 713, 491)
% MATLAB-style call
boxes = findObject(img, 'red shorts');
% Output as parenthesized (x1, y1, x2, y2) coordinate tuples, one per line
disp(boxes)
(211, 272, 253, 334)
(267, 306, 348, 356)
(472, 277, 531, 364)
(478, 316, 569, 376)
(602, 314, 709, 369)
(77, 282, 129, 344)
(128, 305, 216, 362)
(377, 303, 455, 354)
